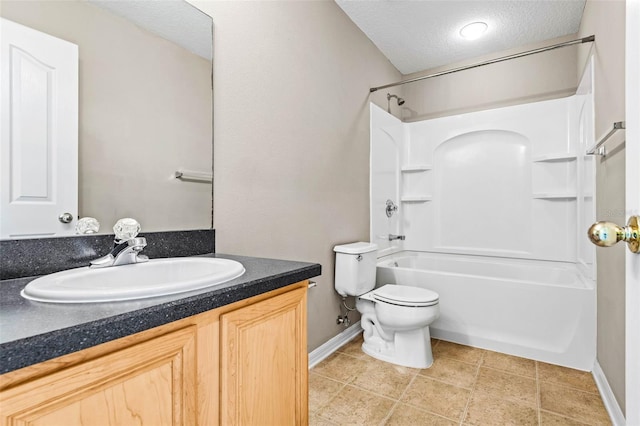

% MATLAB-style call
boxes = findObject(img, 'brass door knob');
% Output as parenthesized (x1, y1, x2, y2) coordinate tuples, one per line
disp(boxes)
(588, 215, 639, 253)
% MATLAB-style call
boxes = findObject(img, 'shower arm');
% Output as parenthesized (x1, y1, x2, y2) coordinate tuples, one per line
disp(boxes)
(386, 93, 404, 113)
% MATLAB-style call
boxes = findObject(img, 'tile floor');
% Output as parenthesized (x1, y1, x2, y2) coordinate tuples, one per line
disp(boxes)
(309, 335, 611, 426)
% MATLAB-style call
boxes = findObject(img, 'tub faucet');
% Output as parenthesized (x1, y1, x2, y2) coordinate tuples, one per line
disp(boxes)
(388, 234, 406, 241)
(90, 237, 149, 268)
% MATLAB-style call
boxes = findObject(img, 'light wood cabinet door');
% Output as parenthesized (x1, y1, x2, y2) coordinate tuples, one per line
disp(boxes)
(0, 326, 197, 426)
(220, 286, 308, 426)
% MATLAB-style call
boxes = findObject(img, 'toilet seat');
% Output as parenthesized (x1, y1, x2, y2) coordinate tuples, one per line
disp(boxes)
(372, 284, 439, 307)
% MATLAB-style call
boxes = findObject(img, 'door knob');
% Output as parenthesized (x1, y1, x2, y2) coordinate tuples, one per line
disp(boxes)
(588, 215, 639, 253)
(58, 212, 74, 224)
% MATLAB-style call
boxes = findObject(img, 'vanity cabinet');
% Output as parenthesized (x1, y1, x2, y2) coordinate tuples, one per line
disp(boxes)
(0, 282, 308, 426)
(220, 286, 307, 425)
(0, 327, 198, 425)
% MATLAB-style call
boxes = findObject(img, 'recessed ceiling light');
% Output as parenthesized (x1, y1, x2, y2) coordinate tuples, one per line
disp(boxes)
(460, 22, 488, 40)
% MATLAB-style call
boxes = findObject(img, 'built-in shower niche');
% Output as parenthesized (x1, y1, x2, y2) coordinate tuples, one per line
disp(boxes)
(400, 165, 432, 203)
(371, 94, 592, 264)
(532, 155, 578, 198)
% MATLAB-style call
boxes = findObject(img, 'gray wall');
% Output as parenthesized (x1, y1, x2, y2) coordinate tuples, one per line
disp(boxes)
(191, 0, 401, 351)
(578, 0, 627, 414)
(191, 2, 626, 389)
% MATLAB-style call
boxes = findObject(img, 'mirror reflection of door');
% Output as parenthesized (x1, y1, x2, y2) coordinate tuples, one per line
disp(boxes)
(0, 18, 78, 238)
(0, 1, 213, 235)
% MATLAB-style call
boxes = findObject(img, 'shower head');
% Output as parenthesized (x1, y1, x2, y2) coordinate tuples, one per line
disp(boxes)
(386, 93, 405, 112)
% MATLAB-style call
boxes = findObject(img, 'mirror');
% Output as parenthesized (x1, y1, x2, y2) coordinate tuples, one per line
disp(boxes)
(0, 0, 213, 237)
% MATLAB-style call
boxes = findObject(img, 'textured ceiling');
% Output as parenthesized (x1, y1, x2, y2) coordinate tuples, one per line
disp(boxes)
(88, 0, 212, 60)
(335, 0, 586, 75)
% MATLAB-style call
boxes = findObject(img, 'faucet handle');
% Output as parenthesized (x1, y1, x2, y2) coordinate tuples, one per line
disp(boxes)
(76, 217, 100, 234)
(113, 218, 141, 243)
(386, 200, 398, 218)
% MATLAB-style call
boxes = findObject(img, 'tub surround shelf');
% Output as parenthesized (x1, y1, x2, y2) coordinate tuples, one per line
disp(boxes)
(532, 153, 577, 162)
(401, 165, 432, 172)
(401, 196, 432, 202)
(532, 193, 578, 199)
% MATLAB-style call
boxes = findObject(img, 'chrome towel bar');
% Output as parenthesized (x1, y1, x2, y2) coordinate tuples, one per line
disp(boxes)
(174, 170, 213, 183)
(586, 121, 625, 157)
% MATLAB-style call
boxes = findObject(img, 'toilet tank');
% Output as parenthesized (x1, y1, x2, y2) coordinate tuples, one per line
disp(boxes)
(334, 242, 378, 297)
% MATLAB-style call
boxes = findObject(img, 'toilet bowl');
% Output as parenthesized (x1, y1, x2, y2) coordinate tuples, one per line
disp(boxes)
(357, 284, 439, 368)
(334, 242, 440, 369)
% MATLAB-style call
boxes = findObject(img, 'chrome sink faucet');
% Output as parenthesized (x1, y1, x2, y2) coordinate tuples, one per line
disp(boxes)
(90, 218, 149, 268)
(90, 237, 148, 268)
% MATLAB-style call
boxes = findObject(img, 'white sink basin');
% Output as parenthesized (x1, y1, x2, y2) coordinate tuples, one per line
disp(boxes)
(21, 257, 245, 303)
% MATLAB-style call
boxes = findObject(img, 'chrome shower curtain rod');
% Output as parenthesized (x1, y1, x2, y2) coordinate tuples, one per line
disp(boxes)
(369, 35, 595, 93)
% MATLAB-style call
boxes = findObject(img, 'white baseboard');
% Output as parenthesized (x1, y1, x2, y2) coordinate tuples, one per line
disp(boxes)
(308, 322, 363, 369)
(593, 361, 625, 425)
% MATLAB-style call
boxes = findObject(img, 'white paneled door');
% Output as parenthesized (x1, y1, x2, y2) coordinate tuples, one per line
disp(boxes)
(0, 18, 78, 239)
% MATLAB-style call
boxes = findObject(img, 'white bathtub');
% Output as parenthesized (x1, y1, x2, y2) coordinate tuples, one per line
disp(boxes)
(376, 251, 596, 370)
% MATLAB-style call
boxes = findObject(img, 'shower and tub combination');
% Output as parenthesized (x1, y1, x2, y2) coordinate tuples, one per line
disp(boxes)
(368, 59, 597, 370)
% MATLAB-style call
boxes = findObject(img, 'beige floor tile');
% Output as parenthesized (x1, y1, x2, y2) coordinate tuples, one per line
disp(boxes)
(401, 375, 470, 422)
(434, 340, 485, 365)
(474, 367, 537, 406)
(317, 385, 395, 426)
(419, 356, 479, 389)
(384, 403, 457, 426)
(309, 373, 345, 413)
(309, 413, 339, 426)
(337, 333, 366, 359)
(540, 410, 590, 425)
(313, 343, 612, 426)
(463, 392, 538, 426)
(539, 382, 611, 425)
(537, 362, 599, 393)
(351, 355, 418, 399)
(312, 352, 367, 383)
(482, 350, 536, 378)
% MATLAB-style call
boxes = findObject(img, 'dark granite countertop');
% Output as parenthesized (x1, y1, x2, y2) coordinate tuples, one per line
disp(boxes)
(0, 253, 321, 374)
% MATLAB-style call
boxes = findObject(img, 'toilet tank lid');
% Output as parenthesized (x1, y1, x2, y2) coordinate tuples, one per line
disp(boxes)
(333, 242, 378, 254)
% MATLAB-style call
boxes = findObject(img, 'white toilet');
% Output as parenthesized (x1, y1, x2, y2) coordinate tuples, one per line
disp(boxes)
(334, 242, 440, 369)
